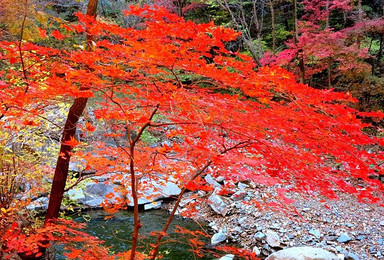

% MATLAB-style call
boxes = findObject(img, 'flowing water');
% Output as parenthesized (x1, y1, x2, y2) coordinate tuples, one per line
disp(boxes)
(57, 209, 216, 259)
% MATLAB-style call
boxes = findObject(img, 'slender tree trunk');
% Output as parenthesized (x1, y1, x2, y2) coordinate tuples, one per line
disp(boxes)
(269, 0, 276, 54)
(378, 34, 383, 64)
(325, 0, 330, 29)
(292, 0, 305, 83)
(45, 0, 99, 223)
(129, 147, 141, 260)
(356, 0, 363, 47)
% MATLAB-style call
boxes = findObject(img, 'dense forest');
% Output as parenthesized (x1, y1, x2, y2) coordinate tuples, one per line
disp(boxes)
(1, 1, 384, 259)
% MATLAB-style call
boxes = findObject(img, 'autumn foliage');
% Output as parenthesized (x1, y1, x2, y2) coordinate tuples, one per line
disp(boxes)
(1, 4, 384, 259)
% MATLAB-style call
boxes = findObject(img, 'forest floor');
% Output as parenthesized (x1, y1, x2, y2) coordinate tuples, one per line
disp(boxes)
(164, 179, 384, 259)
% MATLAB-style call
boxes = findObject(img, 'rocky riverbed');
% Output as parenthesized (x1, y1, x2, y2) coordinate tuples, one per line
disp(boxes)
(163, 176, 384, 259)
(26, 173, 384, 259)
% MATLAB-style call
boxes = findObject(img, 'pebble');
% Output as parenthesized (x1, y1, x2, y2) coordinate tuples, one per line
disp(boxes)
(254, 232, 266, 241)
(309, 228, 321, 239)
(337, 233, 352, 243)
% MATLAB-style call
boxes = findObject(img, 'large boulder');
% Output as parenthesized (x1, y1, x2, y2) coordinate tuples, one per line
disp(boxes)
(26, 197, 49, 211)
(82, 182, 123, 208)
(266, 247, 338, 260)
(126, 179, 181, 206)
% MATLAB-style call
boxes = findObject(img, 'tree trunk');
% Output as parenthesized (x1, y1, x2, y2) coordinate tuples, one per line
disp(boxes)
(325, 0, 330, 29)
(292, 0, 305, 83)
(269, 0, 276, 54)
(45, 0, 99, 224)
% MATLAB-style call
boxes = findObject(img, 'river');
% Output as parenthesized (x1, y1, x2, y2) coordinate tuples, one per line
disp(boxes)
(57, 209, 215, 259)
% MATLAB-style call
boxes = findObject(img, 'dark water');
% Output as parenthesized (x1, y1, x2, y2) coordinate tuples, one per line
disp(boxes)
(57, 210, 216, 259)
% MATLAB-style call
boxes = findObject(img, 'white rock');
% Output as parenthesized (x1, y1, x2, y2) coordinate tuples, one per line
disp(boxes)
(238, 182, 248, 190)
(26, 197, 49, 211)
(205, 174, 221, 188)
(266, 230, 280, 247)
(208, 193, 229, 216)
(266, 246, 338, 260)
(253, 246, 261, 256)
(83, 182, 123, 208)
(219, 254, 235, 260)
(67, 188, 85, 201)
(144, 201, 162, 210)
(211, 230, 227, 246)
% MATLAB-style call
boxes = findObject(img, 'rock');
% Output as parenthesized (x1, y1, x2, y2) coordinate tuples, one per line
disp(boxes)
(238, 216, 247, 225)
(345, 223, 354, 228)
(208, 193, 229, 216)
(231, 191, 247, 201)
(266, 230, 280, 247)
(218, 254, 234, 260)
(266, 246, 338, 260)
(67, 188, 85, 201)
(309, 229, 321, 239)
(26, 197, 49, 211)
(211, 230, 227, 246)
(380, 220, 384, 226)
(144, 200, 162, 210)
(205, 174, 221, 188)
(238, 182, 248, 190)
(345, 252, 360, 260)
(253, 246, 261, 256)
(216, 176, 225, 183)
(126, 179, 181, 206)
(254, 231, 266, 241)
(337, 233, 352, 243)
(83, 182, 123, 208)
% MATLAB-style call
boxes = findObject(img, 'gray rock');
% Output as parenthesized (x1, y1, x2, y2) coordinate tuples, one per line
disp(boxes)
(337, 233, 352, 243)
(83, 182, 123, 208)
(205, 174, 221, 188)
(218, 254, 234, 260)
(266, 246, 338, 260)
(380, 220, 384, 226)
(253, 246, 261, 256)
(345, 252, 360, 260)
(67, 188, 85, 201)
(309, 229, 321, 239)
(211, 230, 227, 246)
(238, 217, 247, 225)
(26, 197, 49, 211)
(238, 182, 248, 190)
(266, 230, 280, 247)
(231, 191, 247, 201)
(126, 180, 181, 206)
(254, 231, 266, 241)
(144, 200, 162, 210)
(153, 181, 181, 197)
(208, 193, 229, 216)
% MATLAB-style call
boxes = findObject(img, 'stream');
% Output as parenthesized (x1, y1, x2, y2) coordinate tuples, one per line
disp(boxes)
(57, 209, 216, 259)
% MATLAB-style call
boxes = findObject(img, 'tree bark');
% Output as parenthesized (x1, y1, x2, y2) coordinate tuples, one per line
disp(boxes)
(269, 0, 276, 54)
(292, 0, 305, 83)
(45, 0, 99, 223)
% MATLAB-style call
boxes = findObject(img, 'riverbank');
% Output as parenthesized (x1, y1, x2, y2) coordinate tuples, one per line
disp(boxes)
(163, 179, 384, 259)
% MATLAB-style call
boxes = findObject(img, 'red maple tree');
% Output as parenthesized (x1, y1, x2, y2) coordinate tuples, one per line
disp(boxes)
(1, 4, 384, 259)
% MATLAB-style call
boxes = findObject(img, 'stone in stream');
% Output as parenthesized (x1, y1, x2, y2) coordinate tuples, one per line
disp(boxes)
(26, 197, 49, 211)
(266, 246, 338, 260)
